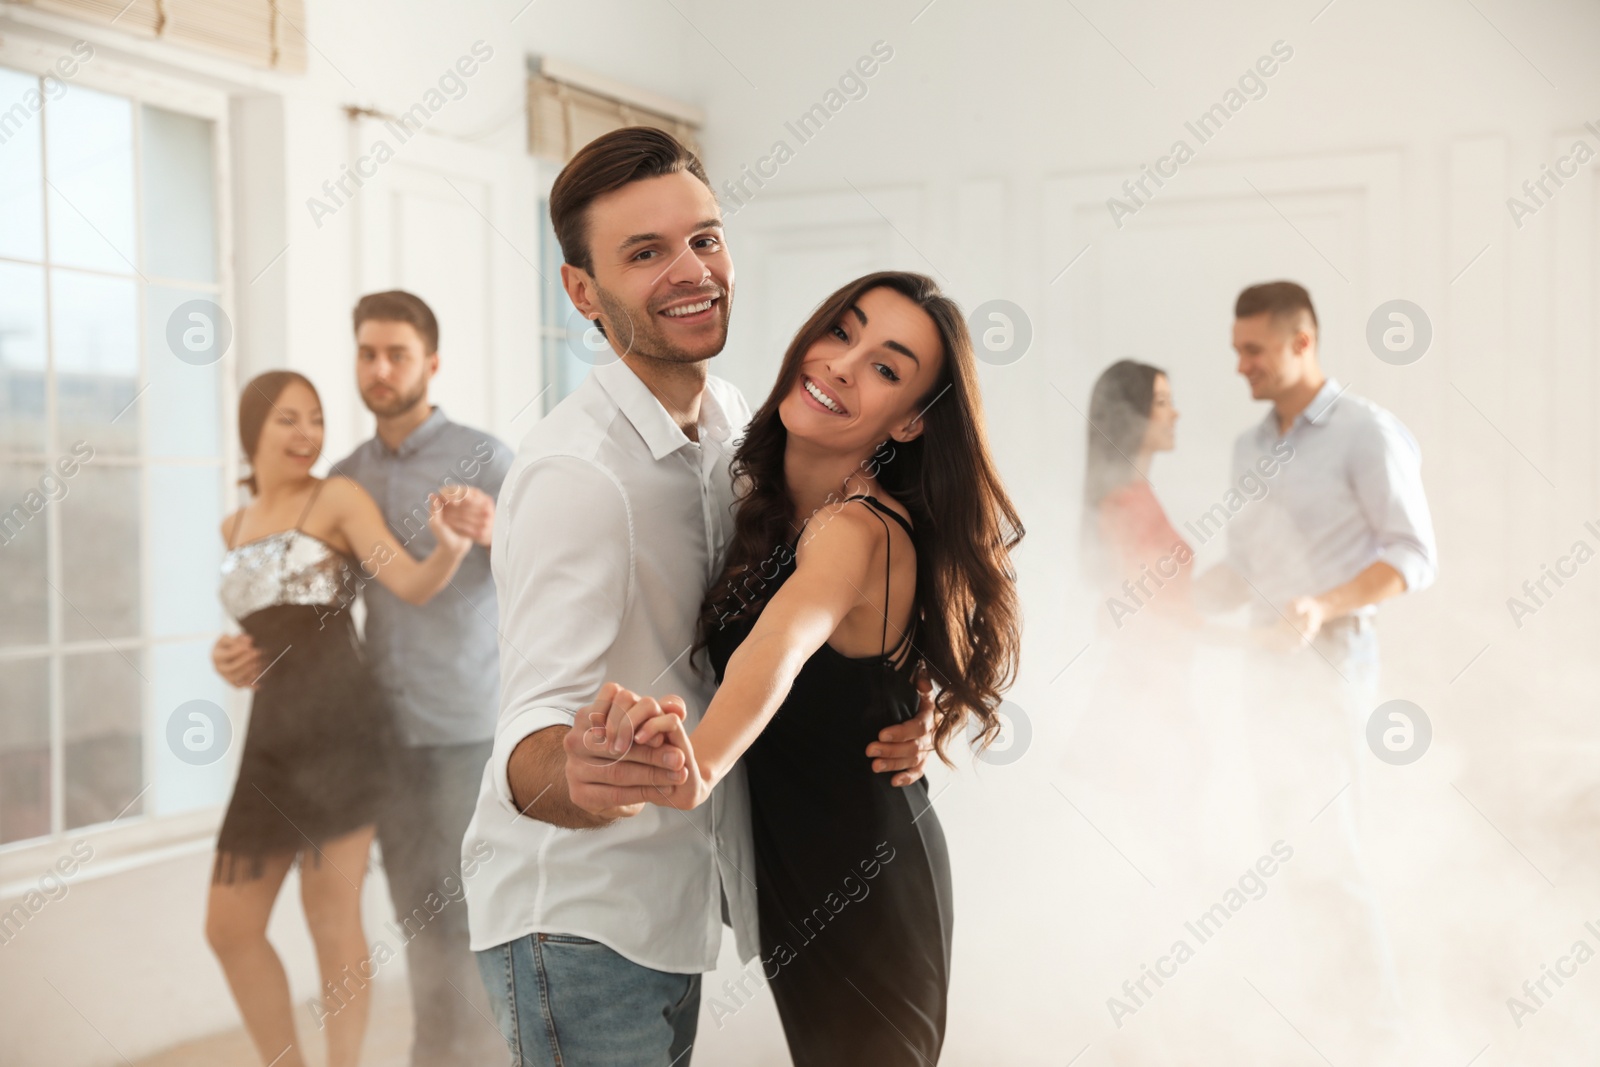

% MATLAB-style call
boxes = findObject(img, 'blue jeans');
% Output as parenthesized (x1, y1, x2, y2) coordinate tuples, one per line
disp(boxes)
(476, 933, 700, 1067)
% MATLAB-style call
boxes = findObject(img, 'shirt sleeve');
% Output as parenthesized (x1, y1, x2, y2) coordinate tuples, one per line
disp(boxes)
(1351, 414, 1438, 594)
(485, 454, 631, 817)
(478, 434, 515, 501)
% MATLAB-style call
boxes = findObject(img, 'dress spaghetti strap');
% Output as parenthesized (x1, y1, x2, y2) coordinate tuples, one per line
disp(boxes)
(292, 479, 327, 535)
(225, 508, 246, 551)
(844, 495, 917, 666)
(224, 479, 327, 551)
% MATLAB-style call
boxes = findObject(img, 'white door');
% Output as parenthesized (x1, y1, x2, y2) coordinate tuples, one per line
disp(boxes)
(353, 117, 542, 445)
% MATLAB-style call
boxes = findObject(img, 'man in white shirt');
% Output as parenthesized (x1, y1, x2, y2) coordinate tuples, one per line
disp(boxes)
(1199, 281, 1436, 1064)
(462, 127, 936, 1066)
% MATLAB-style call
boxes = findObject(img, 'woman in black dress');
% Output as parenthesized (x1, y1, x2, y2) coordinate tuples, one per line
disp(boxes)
(206, 371, 472, 1067)
(621, 271, 1024, 1065)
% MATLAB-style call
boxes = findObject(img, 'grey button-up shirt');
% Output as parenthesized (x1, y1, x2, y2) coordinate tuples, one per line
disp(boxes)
(333, 406, 513, 746)
(1226, 379, 1438, 628)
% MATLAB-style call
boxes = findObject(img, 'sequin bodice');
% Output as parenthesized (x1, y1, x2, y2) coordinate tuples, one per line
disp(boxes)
(220, 530, 359, 622)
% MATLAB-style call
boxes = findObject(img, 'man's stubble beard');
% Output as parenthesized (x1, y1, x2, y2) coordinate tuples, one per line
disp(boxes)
(595, 282, 732, 367)
(362, 376, 428, 418)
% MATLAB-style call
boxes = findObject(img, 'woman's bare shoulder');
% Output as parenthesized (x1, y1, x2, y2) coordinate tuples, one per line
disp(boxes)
(316, 474, 381, 515)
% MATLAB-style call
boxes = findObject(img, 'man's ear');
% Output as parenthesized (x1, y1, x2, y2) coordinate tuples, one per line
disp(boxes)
(560, 262, 600, 321)
(1291, 314, 1316, 357)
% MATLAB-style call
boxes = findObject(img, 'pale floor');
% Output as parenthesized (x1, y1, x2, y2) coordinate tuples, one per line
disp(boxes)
(131, 979, 419, 1067)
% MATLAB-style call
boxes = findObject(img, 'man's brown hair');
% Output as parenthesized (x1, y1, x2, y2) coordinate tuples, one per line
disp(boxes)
(353, 290, 439, 354)
(548, 126, 712, 276)
(1235, 280, 1318, 335)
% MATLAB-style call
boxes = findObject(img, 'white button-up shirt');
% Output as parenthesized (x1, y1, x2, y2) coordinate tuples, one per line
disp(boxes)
(462, 358, 759, 973)
(1226, 378, 1438, 627)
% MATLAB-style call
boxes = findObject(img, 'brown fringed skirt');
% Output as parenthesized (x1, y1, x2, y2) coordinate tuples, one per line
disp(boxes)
(213, 603, 395, 883)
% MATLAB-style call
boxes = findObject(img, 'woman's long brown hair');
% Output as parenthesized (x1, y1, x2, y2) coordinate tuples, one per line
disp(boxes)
(697, 271, 1024, 763)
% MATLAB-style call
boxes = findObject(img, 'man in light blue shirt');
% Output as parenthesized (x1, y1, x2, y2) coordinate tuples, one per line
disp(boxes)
(1199, 281, 1436, 1065)
(1209, 284, 1437, 645)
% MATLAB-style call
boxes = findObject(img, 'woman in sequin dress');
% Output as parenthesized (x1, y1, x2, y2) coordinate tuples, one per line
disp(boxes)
(206, 371, 471, 1067)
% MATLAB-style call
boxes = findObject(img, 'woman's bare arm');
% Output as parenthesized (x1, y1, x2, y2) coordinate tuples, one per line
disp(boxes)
(629, 507, 887, 807)
(323, 477, 471, 605)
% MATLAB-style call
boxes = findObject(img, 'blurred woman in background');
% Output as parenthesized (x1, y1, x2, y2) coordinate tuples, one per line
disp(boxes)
(206, 371, 471, 1067)
(1064, 358, 1214, 1066)
(1082, 358, 1195, 621)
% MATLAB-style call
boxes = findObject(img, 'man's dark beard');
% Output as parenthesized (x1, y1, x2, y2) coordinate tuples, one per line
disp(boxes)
(595, 282, 730, 364)
(362, 378, 427, 418)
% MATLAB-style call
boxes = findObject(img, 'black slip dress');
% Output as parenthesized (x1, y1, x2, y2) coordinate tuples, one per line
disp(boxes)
(707, 494, 953, 1066)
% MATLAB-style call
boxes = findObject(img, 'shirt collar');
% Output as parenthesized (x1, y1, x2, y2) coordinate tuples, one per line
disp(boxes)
(386, 405, 449, 458)
(1257, 378, 1344, 438)
(595, 359, 726, 461)
(1302, 378, 1344, 425)
(698, 380, 734, 448)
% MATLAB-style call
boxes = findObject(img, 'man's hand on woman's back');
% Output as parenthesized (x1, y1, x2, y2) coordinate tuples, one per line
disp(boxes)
(869, 669, 937, 787)
(211, 633, 263, 689)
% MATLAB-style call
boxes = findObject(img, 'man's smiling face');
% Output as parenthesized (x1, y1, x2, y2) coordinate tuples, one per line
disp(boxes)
(562, 170, 735, 366)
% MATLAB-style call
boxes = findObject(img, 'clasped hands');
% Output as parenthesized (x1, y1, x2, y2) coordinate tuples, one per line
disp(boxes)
(562, 676, 937, 821)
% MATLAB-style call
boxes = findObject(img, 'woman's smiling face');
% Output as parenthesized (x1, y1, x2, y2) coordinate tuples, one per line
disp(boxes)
(253, 379, 324, 477)
(778, 285, 945, 455)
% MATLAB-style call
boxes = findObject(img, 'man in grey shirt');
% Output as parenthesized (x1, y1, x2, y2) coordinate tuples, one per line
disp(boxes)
(212, 290, 512, 1066)
(1198, 281, 1436, 1065)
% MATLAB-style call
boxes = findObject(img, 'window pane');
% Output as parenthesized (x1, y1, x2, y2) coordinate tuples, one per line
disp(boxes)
(63, 648, 143, 830)
(45, 83, 136, 275)
(0, 656, 50, 844)
(540, 202, 588, 409)
(141, 105, 217, 283)
(0, 66, 45, 262)
(0, 262, 48, 453)
(149, 464, 222, 637)
(149, 639, 234, 817)
(556, 326, 591, 400)
(52, 269, 140, 455)
(59, 463, 141, 642)
(0, 462, 50, 647)
(146, 286, 222, 458)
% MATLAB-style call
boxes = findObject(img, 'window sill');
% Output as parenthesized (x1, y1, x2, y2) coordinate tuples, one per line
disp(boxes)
(0, 805, 221, 900)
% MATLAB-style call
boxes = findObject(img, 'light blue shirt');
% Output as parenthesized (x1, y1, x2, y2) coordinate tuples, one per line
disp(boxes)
(332, 407, 513, 747)
(1226, 379, 1437, 627)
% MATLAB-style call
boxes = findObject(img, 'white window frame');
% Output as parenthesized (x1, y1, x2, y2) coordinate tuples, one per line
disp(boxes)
(535, 160, 575, 415)
(0, 32, 238, 890)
